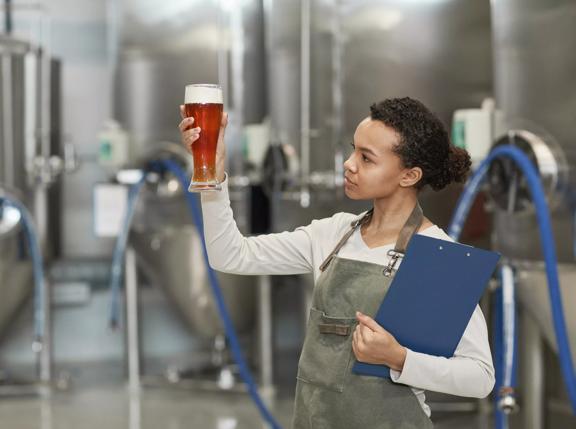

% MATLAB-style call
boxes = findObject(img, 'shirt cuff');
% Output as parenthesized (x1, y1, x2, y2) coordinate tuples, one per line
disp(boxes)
(390, 348, 415, 385)
(199, 173, 229, 202)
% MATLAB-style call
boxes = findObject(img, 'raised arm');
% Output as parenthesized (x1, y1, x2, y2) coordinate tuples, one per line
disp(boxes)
(179, 105, 316, 275)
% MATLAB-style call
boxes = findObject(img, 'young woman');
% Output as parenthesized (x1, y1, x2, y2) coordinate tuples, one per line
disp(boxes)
(179, 97, 495, 428)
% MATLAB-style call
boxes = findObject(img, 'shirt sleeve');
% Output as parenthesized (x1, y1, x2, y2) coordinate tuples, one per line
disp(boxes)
(200, 174, 323, 275)
(389, 305, 495, 398)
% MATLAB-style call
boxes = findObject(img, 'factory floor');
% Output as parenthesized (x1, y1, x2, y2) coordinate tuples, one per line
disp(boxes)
(0, 356, 495, 429)
(0, 384, 493, 429)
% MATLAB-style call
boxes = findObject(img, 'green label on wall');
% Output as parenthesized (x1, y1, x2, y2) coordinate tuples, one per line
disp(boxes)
(452, 120, 466, 149)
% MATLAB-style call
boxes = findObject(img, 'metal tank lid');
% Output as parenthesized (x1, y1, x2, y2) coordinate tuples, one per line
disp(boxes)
(0, 34, 31, 54)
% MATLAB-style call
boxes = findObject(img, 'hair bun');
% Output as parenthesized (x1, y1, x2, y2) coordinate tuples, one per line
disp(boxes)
(427, 146, 471, 191)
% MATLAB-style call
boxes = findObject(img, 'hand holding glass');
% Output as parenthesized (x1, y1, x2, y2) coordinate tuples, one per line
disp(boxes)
(184, 84, 224, 192)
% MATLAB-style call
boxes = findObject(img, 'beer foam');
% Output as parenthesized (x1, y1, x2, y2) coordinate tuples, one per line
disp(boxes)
(185, 84, 223, 104)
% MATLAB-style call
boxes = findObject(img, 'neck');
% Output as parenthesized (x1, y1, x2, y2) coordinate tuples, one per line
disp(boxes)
(369, 191, 418, 232)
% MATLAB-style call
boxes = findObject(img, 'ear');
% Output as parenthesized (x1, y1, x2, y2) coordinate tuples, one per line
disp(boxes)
(400, 167, 423, 188)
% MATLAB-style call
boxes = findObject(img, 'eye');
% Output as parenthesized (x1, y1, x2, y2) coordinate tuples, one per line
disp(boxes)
(362, 154, 371, 163)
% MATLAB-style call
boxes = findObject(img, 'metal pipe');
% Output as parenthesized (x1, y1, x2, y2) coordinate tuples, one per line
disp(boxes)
(230, 0, 245, 178)
(24, 51, 38, 181)
(521, 310, 544, 429)
(106, 0, 120, 116)
(2, 54, 15, 187)
(331, 0, 344, 191)
(217, 0, 229, 109)
(126, 246, 141, 394)
(258, 275, 274, 400)
(40, 31, 51, 160)
(300, 0, 311, 208)
(38, 273, 51, 383)
(4, 0, 12, 34)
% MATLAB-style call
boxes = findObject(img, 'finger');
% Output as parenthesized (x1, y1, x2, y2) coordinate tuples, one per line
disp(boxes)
(182, 127, 201, 139)
(356, 311, 384, 333)
(358, 324, 372, 343)
(179, 117, 195, 132)
(183, 136, 200, 150)
(179, 105, 186, 120)
(182, 130, 200, 147)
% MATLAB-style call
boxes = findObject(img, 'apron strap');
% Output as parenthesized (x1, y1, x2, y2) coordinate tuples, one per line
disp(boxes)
(393, 202, 424, 254)
(383, 203, 424, 277)
(319, 203, 424, 274)
(319, 209, 373, 272)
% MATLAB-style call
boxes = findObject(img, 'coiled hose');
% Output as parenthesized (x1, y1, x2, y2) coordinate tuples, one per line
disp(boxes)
(447, 145, 576, 417)
(0, 194, 46, 350)
(108, 160, 282, 429)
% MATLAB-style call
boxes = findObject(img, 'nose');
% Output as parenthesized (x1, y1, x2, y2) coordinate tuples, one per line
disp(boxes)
(344, 153, 356, 173)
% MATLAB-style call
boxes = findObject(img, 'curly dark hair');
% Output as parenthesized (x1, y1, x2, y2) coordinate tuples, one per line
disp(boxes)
(370, 97, 471, 191)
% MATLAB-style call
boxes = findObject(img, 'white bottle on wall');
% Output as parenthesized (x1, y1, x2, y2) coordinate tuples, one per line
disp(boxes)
(98, 120, 129, 168)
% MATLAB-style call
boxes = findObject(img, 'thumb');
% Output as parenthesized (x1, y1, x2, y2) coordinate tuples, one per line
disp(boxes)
(356, 311, 385, 333)
(218, 112, 228, 141)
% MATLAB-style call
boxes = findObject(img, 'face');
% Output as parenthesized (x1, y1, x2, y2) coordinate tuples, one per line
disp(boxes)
(343, 117, 421, 200)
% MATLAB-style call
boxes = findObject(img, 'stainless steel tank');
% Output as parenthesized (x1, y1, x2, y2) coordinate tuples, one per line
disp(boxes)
(490, 0, 576, 340)
(491, 0, 576, 263)
(1, 34, 61, 342)
(0, 35, 30, 197)
(0, 35, 34, 339)
(128, 145, 255, 338)
(114, 1, 265, 338)
(490, 1, 576, 424)
(0, 204, 33, 337)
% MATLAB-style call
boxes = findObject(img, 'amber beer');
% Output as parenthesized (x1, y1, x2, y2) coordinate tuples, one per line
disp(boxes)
(184, 84, 224, 191)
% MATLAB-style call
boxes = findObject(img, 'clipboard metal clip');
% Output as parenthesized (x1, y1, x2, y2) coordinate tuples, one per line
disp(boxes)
(383, 250, 404, 277)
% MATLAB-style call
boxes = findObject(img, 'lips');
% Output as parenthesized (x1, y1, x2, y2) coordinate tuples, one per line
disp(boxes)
(344, 175, 356, 186)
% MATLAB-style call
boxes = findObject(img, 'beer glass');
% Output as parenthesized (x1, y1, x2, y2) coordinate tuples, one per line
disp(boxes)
(184, 84, 224, 192)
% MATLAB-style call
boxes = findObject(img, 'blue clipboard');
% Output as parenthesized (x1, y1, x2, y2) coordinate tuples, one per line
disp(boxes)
(352, 235, 500, 378)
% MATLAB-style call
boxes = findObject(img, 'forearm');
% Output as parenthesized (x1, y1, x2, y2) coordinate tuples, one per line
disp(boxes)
(389, 306, 495, 398)
(200, 175, 314, 275)
(390, 349, 495, 398)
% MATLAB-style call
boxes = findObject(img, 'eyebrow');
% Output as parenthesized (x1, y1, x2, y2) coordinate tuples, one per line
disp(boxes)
(351, 141, 378, 157)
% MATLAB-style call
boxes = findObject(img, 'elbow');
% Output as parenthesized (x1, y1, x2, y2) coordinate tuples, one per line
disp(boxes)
(205, 243, 238, 273)
(473, 364, 496, 399)
(206, 251, 227, 273)
(477, 372, 495, 399)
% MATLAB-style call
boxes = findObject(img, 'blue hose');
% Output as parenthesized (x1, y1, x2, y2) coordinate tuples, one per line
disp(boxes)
(500, 265, 517, 392)
(448, 144, 576, 414)
(493, 265, 518, 429)
(0, 196, 46, 348)
(493, 279, 506, 429)
(108, 160, 282, 429)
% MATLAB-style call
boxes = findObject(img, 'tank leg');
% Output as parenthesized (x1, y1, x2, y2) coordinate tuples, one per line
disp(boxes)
(258, 275, 275, 400)
(521, 310, 544, 429)
(126, 247, 140, 394)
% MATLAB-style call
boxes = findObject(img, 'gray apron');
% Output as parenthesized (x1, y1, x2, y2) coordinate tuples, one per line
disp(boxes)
(292, 204, 434, 429)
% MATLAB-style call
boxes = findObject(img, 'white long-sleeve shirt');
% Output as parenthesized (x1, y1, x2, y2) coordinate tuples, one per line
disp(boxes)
(201, 176, 495, 417)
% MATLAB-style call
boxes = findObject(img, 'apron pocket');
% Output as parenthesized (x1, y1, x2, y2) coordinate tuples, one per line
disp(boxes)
(297, 307, 356, 392)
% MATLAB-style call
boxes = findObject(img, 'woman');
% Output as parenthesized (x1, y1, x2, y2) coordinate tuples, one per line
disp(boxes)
(179, 97, 495, 428)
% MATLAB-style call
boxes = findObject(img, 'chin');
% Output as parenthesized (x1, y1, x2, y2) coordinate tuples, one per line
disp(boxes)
(344, 187, 363, 200)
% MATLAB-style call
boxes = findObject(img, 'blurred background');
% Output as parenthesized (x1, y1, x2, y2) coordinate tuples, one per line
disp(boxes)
(0, 0, 575, 428)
